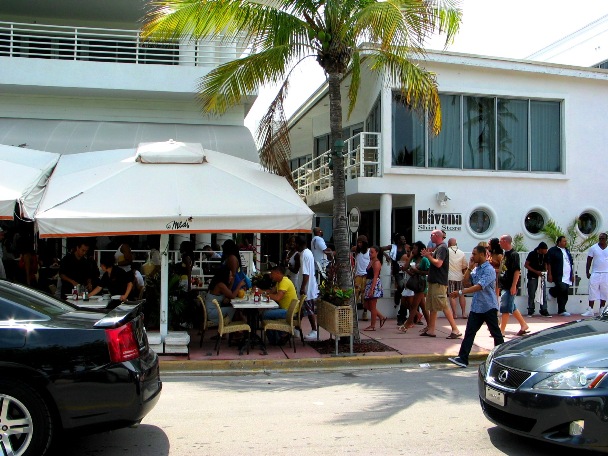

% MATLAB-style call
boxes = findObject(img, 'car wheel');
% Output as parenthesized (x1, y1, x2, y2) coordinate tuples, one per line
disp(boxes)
(0, 380, 53, 456)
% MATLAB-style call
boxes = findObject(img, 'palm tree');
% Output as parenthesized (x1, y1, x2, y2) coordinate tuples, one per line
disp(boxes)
(142, 0, 462, 316)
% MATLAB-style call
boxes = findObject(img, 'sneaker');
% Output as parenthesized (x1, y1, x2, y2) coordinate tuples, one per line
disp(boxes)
(558, 311, 571, 316)
(448, 356, 468, 368)
(304, 330, 318, 340)
(581, 308, 595, 317)
(293, 329, 301, 338)
(539, 310, 552, 318)
(526, 313, 535, 318)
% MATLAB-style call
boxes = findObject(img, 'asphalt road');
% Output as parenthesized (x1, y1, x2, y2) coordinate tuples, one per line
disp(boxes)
(50, 364, 603, 456)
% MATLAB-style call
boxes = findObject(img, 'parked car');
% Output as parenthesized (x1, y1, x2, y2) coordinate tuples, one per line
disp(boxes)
(0, 280, 162, 456)
(478, 312, 608, 452)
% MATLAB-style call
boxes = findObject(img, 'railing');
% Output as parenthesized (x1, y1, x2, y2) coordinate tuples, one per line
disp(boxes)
(292, 132, 382, 197)
(0, 21, 240, 66)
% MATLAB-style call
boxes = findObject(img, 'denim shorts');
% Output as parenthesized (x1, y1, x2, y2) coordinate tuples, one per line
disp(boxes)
(500, 290, 516, 314)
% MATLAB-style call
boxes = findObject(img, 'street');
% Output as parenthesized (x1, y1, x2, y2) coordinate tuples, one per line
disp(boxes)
(51, 364, 601, 455)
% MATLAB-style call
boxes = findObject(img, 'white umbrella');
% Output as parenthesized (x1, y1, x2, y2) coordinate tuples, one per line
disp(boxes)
(0, 145, 59, 220)
(35, 140, 314, 341)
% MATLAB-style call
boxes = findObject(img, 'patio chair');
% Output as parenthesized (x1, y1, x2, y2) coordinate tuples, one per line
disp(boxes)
(211, 299, 251, 355)
(262, 298, 301, 353)
(197, 295, 216, 347)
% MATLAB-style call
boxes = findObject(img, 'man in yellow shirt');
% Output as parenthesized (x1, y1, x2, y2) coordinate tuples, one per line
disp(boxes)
(263, 265, 297, 319)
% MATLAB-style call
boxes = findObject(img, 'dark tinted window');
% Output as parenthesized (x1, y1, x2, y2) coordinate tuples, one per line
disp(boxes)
(0, 282, 73, 320)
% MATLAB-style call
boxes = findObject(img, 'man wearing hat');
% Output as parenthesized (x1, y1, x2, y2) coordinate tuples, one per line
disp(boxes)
(524, 241, 550, 317)
(352, 235, 370, 321)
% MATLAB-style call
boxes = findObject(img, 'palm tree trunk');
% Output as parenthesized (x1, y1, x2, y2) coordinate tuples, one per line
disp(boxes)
(328, 72, 360, 341)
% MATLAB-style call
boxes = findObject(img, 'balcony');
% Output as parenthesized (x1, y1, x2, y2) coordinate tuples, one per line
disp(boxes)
(291, 132, 382, 197)
(0, 20, 241, 66)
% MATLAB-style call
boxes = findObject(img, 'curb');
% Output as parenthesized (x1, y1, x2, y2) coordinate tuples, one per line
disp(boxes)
(159, 352, 490, 375)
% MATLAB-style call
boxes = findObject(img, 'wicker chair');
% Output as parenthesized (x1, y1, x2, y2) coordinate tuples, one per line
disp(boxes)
(262, 298, 301, 353)
(197, 295, 219, 348)
(294, 294, 307, 346)
(211, 299, 251, 355)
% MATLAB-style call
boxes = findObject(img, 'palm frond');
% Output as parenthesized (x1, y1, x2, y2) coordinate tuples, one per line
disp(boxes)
(347, 51, 361, 118)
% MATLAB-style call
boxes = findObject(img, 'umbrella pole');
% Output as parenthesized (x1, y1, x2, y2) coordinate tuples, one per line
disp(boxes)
(160, 233, 169, 349)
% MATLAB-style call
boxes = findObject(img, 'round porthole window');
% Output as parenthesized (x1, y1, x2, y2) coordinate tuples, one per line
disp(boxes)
(578, 211, 599, 235)
(524, 211, 545, 234)
(469, 209, 492, 235)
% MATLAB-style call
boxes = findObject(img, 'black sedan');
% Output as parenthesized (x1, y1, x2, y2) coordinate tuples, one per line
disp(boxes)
(478, 312, 608, 452)
(0, 280, 162, 456)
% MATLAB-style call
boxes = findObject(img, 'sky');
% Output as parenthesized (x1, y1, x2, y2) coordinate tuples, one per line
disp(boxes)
(244, 0, 608, 137)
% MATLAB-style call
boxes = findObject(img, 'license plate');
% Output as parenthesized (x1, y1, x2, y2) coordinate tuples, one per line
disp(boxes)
(485, 385, 505, 407)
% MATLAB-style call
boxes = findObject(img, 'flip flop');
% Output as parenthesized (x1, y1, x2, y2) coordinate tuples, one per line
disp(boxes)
(446, 332, 462, 339)
(363, 327, 376, 331)
(380, 317, 388, 328)
(516, 329, 530, 336)
(420, 332, 436, 337)
(397, 325, 408, 333)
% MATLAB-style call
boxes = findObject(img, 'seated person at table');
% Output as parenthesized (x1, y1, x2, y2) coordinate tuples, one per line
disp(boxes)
(262, 265, 297, 320)
(132, 263, 145, 298)
(204, 267, 245, 324)
(89, 253, 133, 302)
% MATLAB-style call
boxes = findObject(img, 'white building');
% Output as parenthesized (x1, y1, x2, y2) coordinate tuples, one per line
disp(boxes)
(286, 48, 608, 313)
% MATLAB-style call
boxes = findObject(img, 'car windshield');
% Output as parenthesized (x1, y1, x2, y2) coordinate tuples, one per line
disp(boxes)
(0, 280, 75, 319)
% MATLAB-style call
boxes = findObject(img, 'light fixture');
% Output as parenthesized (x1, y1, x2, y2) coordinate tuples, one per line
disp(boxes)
(437, 192, 450, 207)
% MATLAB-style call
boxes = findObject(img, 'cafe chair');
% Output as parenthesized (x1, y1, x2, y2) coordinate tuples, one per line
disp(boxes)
(211, 299, 251, 355)
(197, 294, 219, 347)
(294, 294, 307, 346)
(262, 298, 301, 353)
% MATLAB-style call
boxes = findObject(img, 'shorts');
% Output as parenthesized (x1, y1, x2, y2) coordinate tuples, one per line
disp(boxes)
(302, 298, 317, 317)
(500, 290, 516, 314)
(589, 272, 608, 301)
(448, 280, 463, 294)
(426, 283, 448, 312)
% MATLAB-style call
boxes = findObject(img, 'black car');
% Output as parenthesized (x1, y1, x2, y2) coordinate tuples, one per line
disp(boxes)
(478, 313, 608, 452)
(0, 280, 162, 456)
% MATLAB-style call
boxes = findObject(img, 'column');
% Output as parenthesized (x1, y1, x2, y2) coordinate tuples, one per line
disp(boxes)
(379, 193, 393, 291)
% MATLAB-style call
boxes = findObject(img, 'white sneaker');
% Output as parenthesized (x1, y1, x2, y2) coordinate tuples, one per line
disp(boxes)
(293, 329, 301, 338)
(581, 308, 595, 317)
(305, 330, 318, 340)
(558, 311, 571, 316)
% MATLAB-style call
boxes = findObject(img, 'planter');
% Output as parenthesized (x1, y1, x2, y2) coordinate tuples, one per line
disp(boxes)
(316, 300, 353, 355)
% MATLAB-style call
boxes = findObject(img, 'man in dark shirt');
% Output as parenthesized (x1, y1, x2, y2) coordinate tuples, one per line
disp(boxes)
(89, 253, 133, 303)
(420, 229, 461, 338)
(525, 241, 549, 317)
(59, 241, 95, 299)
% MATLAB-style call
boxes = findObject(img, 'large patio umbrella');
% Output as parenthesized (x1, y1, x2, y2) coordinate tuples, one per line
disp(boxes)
(34, 140, 314, 341)
(0, 145, 59, 220)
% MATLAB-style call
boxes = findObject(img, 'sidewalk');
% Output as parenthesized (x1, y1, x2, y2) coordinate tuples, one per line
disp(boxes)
(158, 312, 583, 373)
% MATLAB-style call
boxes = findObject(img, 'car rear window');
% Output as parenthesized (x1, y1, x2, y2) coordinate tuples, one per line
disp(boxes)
(0, 281, 74, 320)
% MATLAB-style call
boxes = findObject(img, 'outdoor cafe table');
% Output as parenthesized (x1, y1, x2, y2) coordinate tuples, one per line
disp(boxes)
(231, 297, 279, 355)
(65, 295, 118, 310)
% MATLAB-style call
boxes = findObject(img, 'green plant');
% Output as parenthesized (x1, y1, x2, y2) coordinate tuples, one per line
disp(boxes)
(512, 233, 527, 252)
(319, 281, 353, 306)
(540, 218, 599, 252)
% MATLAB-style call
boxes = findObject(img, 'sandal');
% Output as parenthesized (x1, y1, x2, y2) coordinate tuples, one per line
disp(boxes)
(446, 332, 462, 339)
(397, 325, 408, 333)
(419, 327, 428, 333)
(380, 317, 388, 328)
(420, 331, 436, 337)
(363, 326, 376, 331)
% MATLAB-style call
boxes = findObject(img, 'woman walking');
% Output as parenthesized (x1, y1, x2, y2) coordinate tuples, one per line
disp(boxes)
(363, 246, 387, 331)
(398, 241, 430, 332)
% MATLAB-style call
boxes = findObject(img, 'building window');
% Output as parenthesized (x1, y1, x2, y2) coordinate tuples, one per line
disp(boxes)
(392, 92, 562, 173)
(469, 209, 492, 234)
(524, 210, 546, 234)
(578, 211, 599, 235)
(366, 97, 381, 133)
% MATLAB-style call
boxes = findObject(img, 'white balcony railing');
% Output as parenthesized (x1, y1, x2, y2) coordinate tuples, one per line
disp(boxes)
(0, 21, 241, 66)
(292, 132, 382, 197)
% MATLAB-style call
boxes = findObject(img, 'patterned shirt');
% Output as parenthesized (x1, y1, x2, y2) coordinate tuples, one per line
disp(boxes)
(470, 261, 498, 313)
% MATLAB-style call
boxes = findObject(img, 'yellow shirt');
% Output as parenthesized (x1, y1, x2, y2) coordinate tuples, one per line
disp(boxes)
(276, 276, 297, 310)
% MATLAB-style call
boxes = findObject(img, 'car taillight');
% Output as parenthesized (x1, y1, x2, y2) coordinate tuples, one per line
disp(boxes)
(106, 321, 139, 362)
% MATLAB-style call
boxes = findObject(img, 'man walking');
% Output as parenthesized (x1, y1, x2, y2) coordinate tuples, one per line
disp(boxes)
(583, 232, 608, 316)
(547, 235, 574, 316)
(420, 229, 461, 339)
(524, 241, 550, 317)
(498, 235, 530, 335)
(447, 238, 468, 319)
(296, 235, 320, 340)
(448, 245, 504, 367)
(311, 227, 333, 280)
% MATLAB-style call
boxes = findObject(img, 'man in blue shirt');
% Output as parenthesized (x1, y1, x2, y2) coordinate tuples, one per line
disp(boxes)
(447, 245, 504, 368)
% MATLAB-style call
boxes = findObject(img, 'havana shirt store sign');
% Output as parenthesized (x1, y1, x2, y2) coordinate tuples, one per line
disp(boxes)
(418, 208, 462, 232)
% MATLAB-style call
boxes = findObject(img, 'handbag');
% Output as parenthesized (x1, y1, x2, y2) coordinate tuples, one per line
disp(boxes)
(406, 273, 426, 293)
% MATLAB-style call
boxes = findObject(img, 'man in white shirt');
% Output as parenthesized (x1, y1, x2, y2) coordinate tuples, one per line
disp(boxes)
(311, 227, 333, 280)
(296, 235, 320, 340)
(584, 232, 608, 316)
(447, 238, 468, 318)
